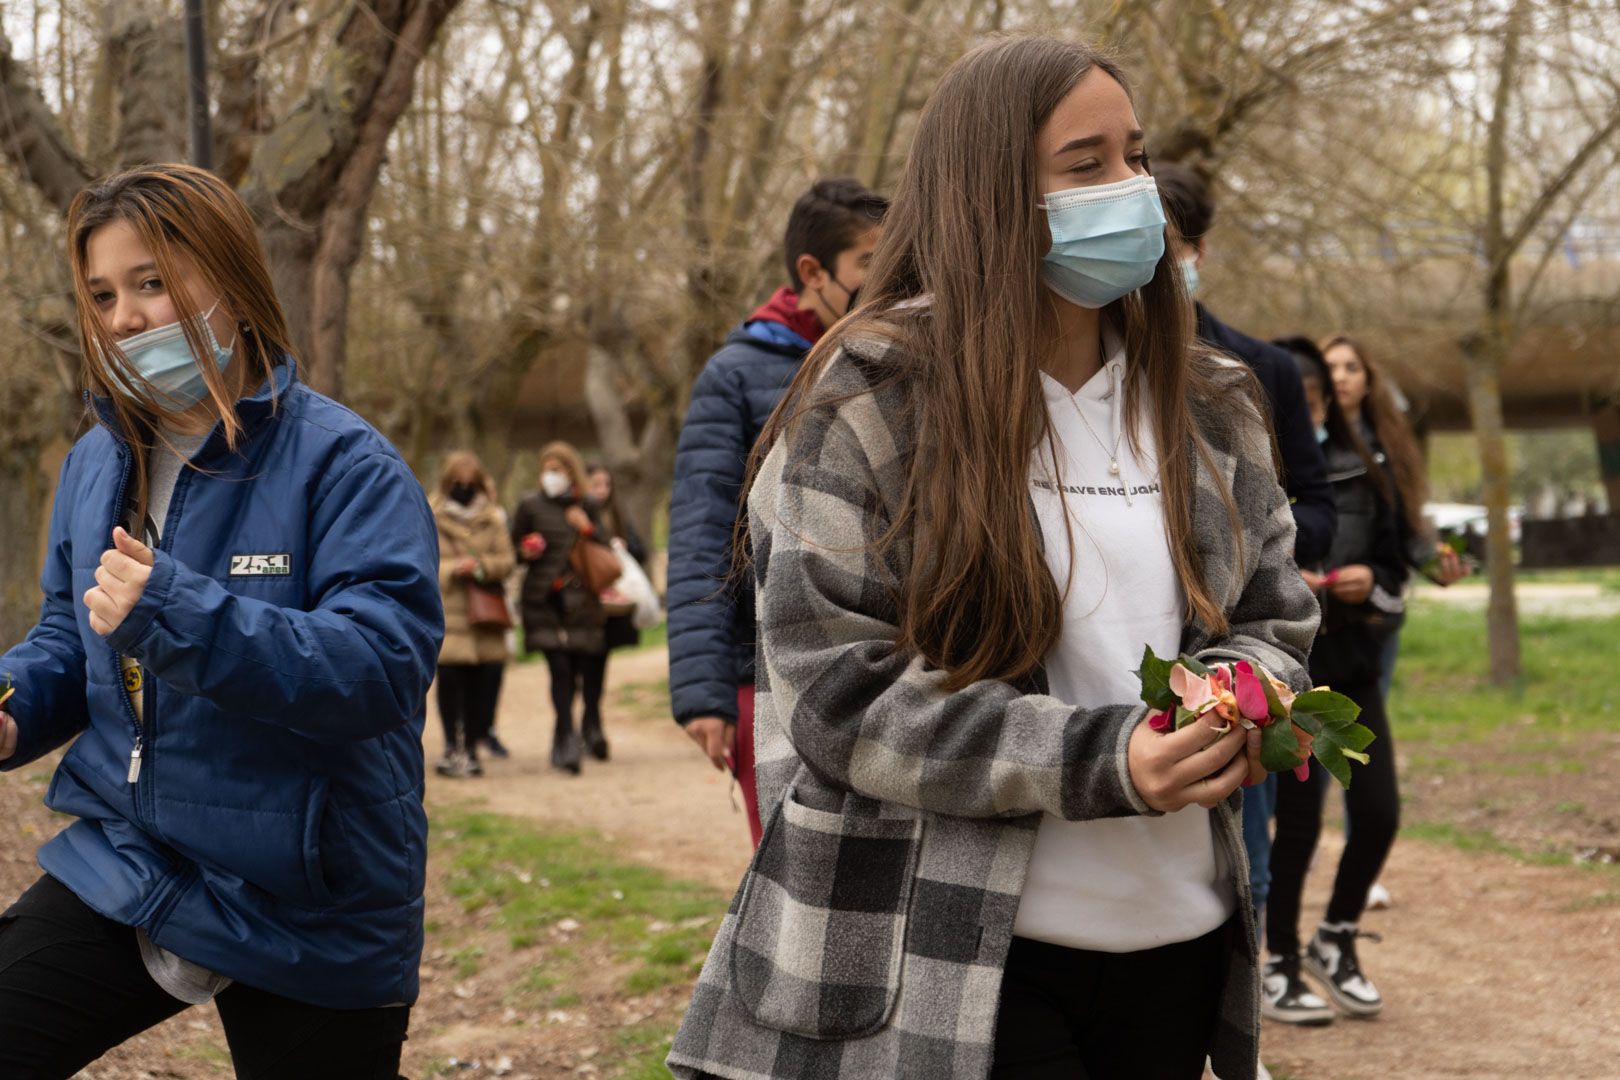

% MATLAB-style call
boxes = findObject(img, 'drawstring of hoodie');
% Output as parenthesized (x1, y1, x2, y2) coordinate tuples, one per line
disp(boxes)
(1106, 360, 1131, 506)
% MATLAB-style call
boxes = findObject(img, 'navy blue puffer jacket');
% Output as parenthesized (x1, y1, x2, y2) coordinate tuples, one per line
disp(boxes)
(666, 322, 809, 725)
(0, 362, 443, 1009)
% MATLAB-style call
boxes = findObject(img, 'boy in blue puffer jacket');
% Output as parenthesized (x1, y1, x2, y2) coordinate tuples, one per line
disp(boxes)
(0, 165, 443, 1079)
(667, 178, 886, 846)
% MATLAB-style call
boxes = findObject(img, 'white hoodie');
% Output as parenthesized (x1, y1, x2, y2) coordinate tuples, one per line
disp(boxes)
(1012, 331, 1235, 952)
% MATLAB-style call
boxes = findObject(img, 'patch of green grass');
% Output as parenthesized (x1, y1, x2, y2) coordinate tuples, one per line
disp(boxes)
(1561, 890, 1620, 912)
(432, 810, 724, 999)
(551, 990, 582, 1008)
(173, 1042, 232, 1069)
(1403, 821, 1591, 869)
(612, 1034, 677, 1079)
(631, 621, 668, 653)
(452, 944, 485, 979)
(1515, 567, 1620, 592)
(1393, 606, 1620, 755)
(517, 967, 557, 995)
(619, 676, 672, 699)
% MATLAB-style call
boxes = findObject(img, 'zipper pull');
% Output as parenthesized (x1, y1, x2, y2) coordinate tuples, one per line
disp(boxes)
(127, 741, 143, 784)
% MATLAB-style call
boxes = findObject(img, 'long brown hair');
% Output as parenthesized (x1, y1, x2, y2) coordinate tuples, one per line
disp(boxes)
(585, 464, 629, 540)
(750, 36, 1251, 692)
(67, 164, 296, 523)
(1320, 334, 1426, 533)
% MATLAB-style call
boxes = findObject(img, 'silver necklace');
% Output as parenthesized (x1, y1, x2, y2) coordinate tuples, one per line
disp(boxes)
(1064, 374, 1122, 477)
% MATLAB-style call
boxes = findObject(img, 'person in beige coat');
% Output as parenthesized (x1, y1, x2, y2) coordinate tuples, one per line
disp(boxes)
(431, 452, 516, 777)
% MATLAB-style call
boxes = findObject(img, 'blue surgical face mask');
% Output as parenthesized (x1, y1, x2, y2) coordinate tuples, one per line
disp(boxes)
(1039, 175, 1166, 309)
(109, 301, 235, 411)
(1181, 257, 1200, 298)
(1315, 425, 1329, 444)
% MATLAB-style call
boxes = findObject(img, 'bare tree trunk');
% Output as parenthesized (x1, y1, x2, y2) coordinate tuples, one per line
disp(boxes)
(1461, 336, 1521, 682)
(1473, 0, 1524, 683)
(307, 0, 463, 401)
(109, 1, 188, 167)
(0, 20, 95, 211)
(242, 0, 464, 395)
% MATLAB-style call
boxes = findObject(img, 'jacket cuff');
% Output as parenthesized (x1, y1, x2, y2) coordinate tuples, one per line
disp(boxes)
(1115, 706, 1158, 816)
(105, 549, 177, 656)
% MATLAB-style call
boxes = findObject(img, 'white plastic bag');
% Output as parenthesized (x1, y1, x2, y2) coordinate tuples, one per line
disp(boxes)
(608, 539, 664, 631)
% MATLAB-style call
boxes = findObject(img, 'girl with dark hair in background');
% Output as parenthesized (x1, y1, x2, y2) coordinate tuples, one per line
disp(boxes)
(669, 37, 1318, 1080)
(1262, 337, 1460, 1027)
(579, 464, 651, 761)
(0, 164, 442, 1077)
(431, 451, 516, 778)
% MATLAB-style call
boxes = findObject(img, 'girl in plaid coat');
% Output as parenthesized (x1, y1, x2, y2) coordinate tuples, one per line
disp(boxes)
(670, 36, 1318, 1080)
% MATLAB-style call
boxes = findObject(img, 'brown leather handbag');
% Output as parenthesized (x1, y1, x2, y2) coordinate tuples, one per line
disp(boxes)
(446, 527, 512, 630)
(569, 537, 622, 595)
(465, 580, 512, 630)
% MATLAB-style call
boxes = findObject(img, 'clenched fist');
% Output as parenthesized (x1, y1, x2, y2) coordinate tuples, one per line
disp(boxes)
(84, 527, 156, 637)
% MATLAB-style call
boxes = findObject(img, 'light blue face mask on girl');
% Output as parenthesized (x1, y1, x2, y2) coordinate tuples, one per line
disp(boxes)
(110, 301, 236, 411)
(1039, 174, 1167, 309)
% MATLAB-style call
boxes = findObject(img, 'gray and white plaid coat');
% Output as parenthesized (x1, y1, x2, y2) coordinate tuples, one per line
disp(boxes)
(669, 335, 1321, 1080)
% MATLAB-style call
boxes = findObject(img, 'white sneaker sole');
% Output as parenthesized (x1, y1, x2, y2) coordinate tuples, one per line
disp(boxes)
(1260, 997, 1335, 1026)
(1303, 956, 1384, 1017)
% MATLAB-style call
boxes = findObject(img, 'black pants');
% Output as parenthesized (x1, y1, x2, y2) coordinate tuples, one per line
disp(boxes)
(0, 875, 409, 1080)
(545, 650, 606, 733)
(1266, 642, 1400, 956)
(437, 661, 504, 757)
(989, 924, 1227, 1079)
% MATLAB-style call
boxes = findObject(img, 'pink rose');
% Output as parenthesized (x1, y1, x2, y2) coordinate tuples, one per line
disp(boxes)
(1233, 661, 1270, 725)
(1169, 664, 1216, 712)
(1147, 709, 1173, 732)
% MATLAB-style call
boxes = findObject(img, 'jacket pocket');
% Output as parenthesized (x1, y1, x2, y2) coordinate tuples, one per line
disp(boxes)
(152, 776, 336, 910)
(730, 784, 923, 1040)
(301, 776, 337, 907)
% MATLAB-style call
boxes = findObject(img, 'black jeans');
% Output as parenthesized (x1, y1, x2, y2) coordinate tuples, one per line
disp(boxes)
(437, 661, 504, 757)
(1266, 638, 1401, 956)
(544, 649, 605, 732)
(989, 924, 1228, 1079)
(0, 875, 410, 1080)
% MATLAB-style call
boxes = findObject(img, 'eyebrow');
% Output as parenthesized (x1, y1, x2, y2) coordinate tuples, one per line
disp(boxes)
(1054, 130, 1145, 156)
(86, 261, 157, 286)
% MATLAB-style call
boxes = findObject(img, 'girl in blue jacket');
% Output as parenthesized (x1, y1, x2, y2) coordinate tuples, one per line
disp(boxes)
(0, 164, 443, 1078)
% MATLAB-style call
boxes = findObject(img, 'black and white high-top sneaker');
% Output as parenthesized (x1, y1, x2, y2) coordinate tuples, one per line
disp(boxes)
(1261, 953, 1335, 1026)
(1305, 923, 1384, 1017)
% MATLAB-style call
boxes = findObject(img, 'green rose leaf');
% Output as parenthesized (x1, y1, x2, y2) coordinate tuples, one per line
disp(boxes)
(1259, 674, 1286, 720)
(1176, 654, 1212, 677)
(1290, 690, 1373, 788)
(1137, 645, 1177, 712)
(1260, 718, 1306, 773)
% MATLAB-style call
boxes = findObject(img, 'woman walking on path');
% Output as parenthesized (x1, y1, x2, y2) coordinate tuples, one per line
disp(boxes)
(0, 164, 443, 1079)
(512, 442, 610, 774)
(431, 451, 517, 778)
(668, 37, 1318, 1080)
(1261, 340, 1413, 1026)
(578, 463, 652, 761)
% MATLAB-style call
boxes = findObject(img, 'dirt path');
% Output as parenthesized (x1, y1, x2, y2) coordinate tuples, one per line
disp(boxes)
(1412, 579, 1620, 618)
(3, 648, 1615, 1078)
(424, 647, 753, 893)
(445, 650, 1620, 1080)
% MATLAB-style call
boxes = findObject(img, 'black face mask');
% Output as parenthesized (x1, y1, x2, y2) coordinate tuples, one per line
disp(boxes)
(817, 274, 859, 321)
(449, 483, 478, 505)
